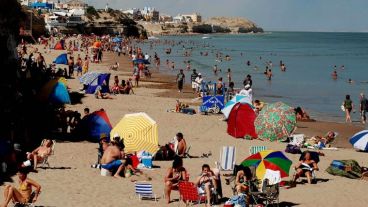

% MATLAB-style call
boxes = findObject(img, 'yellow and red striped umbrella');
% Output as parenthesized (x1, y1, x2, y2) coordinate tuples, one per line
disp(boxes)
(111, 113, 159, 154)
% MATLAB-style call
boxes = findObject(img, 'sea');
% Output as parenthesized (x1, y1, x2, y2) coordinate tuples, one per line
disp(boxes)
(136, 32, 368, 123)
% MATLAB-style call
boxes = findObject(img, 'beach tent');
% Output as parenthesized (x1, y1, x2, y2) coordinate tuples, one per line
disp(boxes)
(54, 42, 63, 50)
(79, 72, 110, 94)
(38, 78, 70, 104)
(222, 95, 252, 119)
(81, 110, 112, 142)
(53, 53, 68, 65)
(110, 113, 159, 155)
(255, 102, 296, 142)
(227, 102, 257, 139)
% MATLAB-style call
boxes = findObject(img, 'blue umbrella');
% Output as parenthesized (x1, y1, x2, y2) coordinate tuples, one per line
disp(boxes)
(53, 53, 68, 65)
(350, 130, 368, 151)
(133, 59, 150, 64)
(112, 37, 122, 43)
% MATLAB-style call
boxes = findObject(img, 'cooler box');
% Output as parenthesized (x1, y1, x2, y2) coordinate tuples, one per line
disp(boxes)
(141, 156, 153, 168)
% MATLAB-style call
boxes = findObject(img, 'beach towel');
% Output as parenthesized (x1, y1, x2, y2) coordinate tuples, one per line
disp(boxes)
(326, 160, 362, 179)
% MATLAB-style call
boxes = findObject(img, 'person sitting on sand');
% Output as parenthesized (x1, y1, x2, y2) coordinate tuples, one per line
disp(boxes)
(253, 100, 265, 115)
(164, 156, 187, 204)
(95, 81, 112, 99)
(294, 107, 311, 121)
(100, 137, 126, 178)
(22, 139, 53, 171)
(235, 165, 251, 195)
(110, 62, 119, 71)
(1, 168, 41, 207)
(292, 151, 319, 185)
(175, 132, 187, 158)
(195, 164, 218, 206)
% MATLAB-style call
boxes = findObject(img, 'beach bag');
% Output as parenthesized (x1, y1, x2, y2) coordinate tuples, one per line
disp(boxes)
(227, 194, 247, 207)
(285, 144, 302, 154)
(326, 160, 362, 179)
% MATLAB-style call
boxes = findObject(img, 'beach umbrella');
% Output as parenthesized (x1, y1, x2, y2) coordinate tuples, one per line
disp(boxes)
(241, 150, 292, 179)
(79, 71, 100, 85)
(38, 78, 70, 104)
(81, 110, 112, 142)
(254, 102, 296, 142)
(349, 130, 368, 151)
(93, 41, 102, 48)
(112, 37, 122, 43)
(110, 113, 159, 155)
(53, 53, 68, 65)
(222, 95, 253, 119)
(133, 58, 150, 64)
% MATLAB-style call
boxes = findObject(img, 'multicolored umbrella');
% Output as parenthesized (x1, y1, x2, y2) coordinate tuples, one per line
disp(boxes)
(254, 102, 296, 142)
(38, 78, 70, 104)
(349, 130, 368, 151)
(241, 150, 292, 179)
(110, 113, 159, 155)
(222, 95, 253, 119)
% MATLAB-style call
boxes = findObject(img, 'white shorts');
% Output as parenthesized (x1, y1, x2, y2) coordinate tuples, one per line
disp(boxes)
(191, 82, 197, 89)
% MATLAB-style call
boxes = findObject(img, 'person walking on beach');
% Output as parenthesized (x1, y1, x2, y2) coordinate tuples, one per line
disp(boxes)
(190, 69, 198, 94)
(360, 93, 367, 124)
(176, 69, 185, 93)
(343, 95, 354, 123)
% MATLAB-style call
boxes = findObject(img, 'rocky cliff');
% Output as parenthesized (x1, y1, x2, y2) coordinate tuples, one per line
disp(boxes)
(204, 16, 263, 33)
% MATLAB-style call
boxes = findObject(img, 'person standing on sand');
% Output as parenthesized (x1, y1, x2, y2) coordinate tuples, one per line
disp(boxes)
(360, 93, 367, 124)
(176, 69, 185, 93)
(343, 95, 354, 123)
(190, 69, 198, 94)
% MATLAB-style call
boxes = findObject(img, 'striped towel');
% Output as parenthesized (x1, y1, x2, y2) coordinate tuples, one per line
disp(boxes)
(249, 146, 267, 155)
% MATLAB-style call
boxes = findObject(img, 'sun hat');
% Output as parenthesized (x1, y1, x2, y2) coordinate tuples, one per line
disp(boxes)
(244, 84, 251, 89)
(198, 73, 202, 76)
(113, 133, 120, 138)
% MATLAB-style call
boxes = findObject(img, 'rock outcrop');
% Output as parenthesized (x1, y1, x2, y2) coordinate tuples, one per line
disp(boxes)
(204, 16, 263, 33)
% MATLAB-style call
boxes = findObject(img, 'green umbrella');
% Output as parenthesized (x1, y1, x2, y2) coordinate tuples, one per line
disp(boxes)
(255, 102, 296, 142)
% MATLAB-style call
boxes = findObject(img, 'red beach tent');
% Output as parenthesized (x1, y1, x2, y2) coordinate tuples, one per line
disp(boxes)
(227, 102, 257, 139)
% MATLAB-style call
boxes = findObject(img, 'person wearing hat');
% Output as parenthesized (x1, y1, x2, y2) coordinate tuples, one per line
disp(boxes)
(190, 69, 198, 93)
(238, 84, 253, 102)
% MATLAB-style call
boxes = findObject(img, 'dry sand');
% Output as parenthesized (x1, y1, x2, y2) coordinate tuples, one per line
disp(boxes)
(1, 44, 367, 207)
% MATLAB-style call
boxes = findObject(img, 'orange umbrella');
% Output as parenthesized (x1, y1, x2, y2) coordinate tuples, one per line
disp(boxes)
(93, 41, 102, 48)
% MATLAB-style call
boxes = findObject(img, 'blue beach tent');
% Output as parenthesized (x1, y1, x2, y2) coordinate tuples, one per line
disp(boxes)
(53, 53, 68, 65)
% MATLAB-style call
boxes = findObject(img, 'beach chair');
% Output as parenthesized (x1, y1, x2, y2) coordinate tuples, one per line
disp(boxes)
(249, 146, 268, 155)
(178, 181, 207, 206)
(217, 146, 236, 171)
(134, 182, 157, 202)
(249, 170, 280, 207)
(40, 139, 56, 168)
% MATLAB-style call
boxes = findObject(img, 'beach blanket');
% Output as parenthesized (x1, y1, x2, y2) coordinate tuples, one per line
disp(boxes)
(326, 160, 362, 179)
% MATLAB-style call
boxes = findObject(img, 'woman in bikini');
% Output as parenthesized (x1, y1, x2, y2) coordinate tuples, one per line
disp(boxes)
(23, 139, 53, 170)
(164, 156, 187, 204)
(1, 168, 41, 207)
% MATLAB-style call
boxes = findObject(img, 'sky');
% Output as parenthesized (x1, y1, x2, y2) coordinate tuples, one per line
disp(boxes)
(85, 0, 368, 32)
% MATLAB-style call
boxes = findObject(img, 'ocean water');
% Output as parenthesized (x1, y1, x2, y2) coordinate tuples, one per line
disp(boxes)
(137, 32, 368, 122)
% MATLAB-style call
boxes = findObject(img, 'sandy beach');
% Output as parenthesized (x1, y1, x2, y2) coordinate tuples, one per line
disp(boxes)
(1, 44, 367, 207)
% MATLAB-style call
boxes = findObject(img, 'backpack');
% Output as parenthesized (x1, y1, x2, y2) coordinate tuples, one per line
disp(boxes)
(285, 144, 302, 154)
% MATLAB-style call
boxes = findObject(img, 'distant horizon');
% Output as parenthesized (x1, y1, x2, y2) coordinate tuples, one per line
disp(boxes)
(86, 0, 368, 33)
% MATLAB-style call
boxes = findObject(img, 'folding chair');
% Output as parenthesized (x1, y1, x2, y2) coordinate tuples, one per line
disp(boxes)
(249, 146, 268, 155)
(178, 181, 207, 206)
(217, 146, 236, 171)
(249, 170, 280, 207)
(134, 182, 157, 202)
(40, 139, 56, 168)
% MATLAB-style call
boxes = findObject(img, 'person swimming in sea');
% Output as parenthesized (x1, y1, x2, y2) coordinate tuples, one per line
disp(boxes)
(331, 70, 338, 80)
